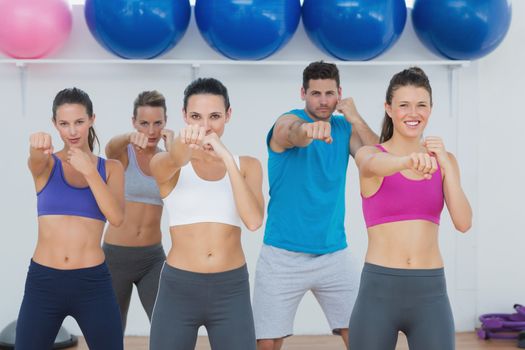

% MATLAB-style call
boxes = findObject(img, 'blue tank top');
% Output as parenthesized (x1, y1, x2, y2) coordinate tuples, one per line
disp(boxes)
(264, 109, 352, 254)
(37, 154, 107, 222)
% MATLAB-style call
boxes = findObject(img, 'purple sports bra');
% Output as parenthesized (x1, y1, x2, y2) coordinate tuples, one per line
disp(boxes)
(37, 154, 107, 222)
(361, 144, 444, 228)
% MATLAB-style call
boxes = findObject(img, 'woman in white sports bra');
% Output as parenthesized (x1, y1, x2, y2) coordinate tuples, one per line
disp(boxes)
(149, 78, 264, 350)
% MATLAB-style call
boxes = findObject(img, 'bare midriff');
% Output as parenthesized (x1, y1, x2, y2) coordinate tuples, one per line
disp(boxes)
(167, 222, 245, 273)
(365, 220, 443, 269)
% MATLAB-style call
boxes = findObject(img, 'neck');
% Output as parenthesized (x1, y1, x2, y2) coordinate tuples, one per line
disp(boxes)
(141, 145, 158, 155)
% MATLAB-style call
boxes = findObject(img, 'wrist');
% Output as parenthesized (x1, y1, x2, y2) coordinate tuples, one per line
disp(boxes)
(83, 166, 99, 179)
(223, 152, 236, 167)
(345, 112, 362, 124)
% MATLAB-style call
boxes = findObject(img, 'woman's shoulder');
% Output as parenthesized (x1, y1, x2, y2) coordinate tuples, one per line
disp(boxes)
(239, 155, 262, 172)
(104, 158, 124, 173)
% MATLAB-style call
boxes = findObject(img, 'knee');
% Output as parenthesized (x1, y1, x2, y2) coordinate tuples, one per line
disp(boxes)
(257, 338, 279, 350)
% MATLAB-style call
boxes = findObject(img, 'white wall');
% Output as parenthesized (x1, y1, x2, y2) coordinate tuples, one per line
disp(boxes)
(0, 3, 520, 338)
(477, 2, 525, 317)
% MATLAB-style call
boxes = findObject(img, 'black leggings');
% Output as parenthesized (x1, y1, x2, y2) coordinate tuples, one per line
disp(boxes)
(349, 263, 455, 350)
(16, 260, 123, 350)
(150, 263, 256, 350)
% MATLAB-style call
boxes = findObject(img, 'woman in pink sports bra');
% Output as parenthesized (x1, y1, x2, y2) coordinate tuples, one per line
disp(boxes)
(348, 67, 472, 350)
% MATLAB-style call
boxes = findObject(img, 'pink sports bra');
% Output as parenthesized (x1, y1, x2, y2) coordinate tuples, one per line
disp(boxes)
(361, 144, 444, 228)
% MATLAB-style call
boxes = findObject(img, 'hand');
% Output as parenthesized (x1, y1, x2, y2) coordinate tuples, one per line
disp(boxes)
(179, 125, 206, 150)
(30, 132, 53, 155)
(423, 136, 451, 168)
(128, 131, 148, 151)
(301, 121, 332, 144)
(202, 132, 232, 161)
(67, 148, 96, 177)
(336, 97, 360, 123)
(404, 152, 438, 180)
(161, 129, 174, 151)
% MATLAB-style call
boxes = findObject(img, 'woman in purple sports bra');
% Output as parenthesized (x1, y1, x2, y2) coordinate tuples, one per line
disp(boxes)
(348, 67, 472, 350)
(16, 88, 125, 350)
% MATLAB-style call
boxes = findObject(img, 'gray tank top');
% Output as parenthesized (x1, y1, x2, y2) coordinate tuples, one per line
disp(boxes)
(124, 144, 163, 206)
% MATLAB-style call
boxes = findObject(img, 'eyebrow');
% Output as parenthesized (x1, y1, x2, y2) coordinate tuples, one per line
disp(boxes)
(189, 111, 223, 115)
(59, 117, 87, 122)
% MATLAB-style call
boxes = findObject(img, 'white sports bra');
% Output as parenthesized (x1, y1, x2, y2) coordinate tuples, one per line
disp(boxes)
(163, 156, 242, 228)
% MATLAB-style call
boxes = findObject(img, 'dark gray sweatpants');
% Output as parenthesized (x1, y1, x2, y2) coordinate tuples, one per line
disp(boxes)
(102, 242, 166, 331)
(348, 263, 455, 350)
(150, 263, 256, 350)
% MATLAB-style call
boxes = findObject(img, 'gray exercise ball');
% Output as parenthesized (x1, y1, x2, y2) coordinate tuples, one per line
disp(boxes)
(0, 320, 78, 349)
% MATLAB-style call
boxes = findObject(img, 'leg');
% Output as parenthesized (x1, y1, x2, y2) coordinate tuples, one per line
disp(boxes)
(252, 245, 308, 341)
(257, 338, 284, 350)
(311, 248, 359, 348)
(338, 328, 349, 349)
(103, 243, 134, 331)
(348, 264, 401, 350)
(15, 263, 66, 350)
(404, 277, 455, 350)
(206, 266, 256, 350)
(70, 263, 123, 350)
(135, 245, 166, 321)
(348, 289, 399, 350)
(149, 264, 201, 350)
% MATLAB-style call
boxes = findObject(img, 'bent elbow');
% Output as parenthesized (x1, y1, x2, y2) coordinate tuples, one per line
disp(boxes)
(109, 211, 125, 228)
(456, 221, 472, 233)
(246, 219, 263, 232)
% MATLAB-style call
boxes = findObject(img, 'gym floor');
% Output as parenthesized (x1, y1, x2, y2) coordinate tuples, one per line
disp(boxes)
(71, 333, 518, 349)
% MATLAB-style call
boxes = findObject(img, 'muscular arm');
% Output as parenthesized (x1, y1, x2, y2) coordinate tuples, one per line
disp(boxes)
(269, 115, 311, 152)
(349, 115, 379, 149)
(226, 156, 264, 231)
(442, 153, 472, 233)
(337, 97, 379, 157)
(85, 159, 125, 226)
(355, 146, 409, 178)
(28, 132, 53, 179)
(105, 133, 131, 160)
(150, 136, 192, 194)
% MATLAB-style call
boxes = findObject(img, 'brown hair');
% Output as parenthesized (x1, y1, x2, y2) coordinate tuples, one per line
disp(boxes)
(52, 87, 99, 152)
(133, 90, 167, 119)
(380, 67, 432, 143)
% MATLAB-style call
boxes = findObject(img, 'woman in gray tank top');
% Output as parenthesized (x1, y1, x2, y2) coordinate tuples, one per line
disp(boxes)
(102, 91, 172, 331)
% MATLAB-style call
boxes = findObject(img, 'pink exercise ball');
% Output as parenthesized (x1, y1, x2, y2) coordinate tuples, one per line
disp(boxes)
(0, 0, 73, 59)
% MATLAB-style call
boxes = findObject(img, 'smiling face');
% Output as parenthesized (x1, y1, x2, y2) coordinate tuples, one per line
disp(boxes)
(183, 93, 231, 137)
(53, 103, 94, 150)
(385, 85, 432, 140)
(302, 79, 341, 121)
(133, 106, 166, 147)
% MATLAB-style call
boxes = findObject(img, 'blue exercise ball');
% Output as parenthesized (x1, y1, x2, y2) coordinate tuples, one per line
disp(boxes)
(302, 0, 407, 61)
(85, 0, 191, 59)
(412, 0, 512, 60)
(195, 0, 301, 60)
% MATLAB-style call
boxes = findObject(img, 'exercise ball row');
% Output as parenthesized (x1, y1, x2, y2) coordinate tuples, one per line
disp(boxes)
(0, 0, 513, 61)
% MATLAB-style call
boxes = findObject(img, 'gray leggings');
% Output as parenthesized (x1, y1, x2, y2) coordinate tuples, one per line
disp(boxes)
(348, 263, 455, 350)
(150, 263, 256, 350)
(102, 242, 166, 331)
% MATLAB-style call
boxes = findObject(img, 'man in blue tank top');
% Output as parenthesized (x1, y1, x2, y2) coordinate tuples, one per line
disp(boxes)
(253, 61, 379, 350)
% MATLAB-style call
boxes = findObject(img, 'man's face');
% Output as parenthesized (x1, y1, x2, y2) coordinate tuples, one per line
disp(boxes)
(302, 79, 341, 121)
